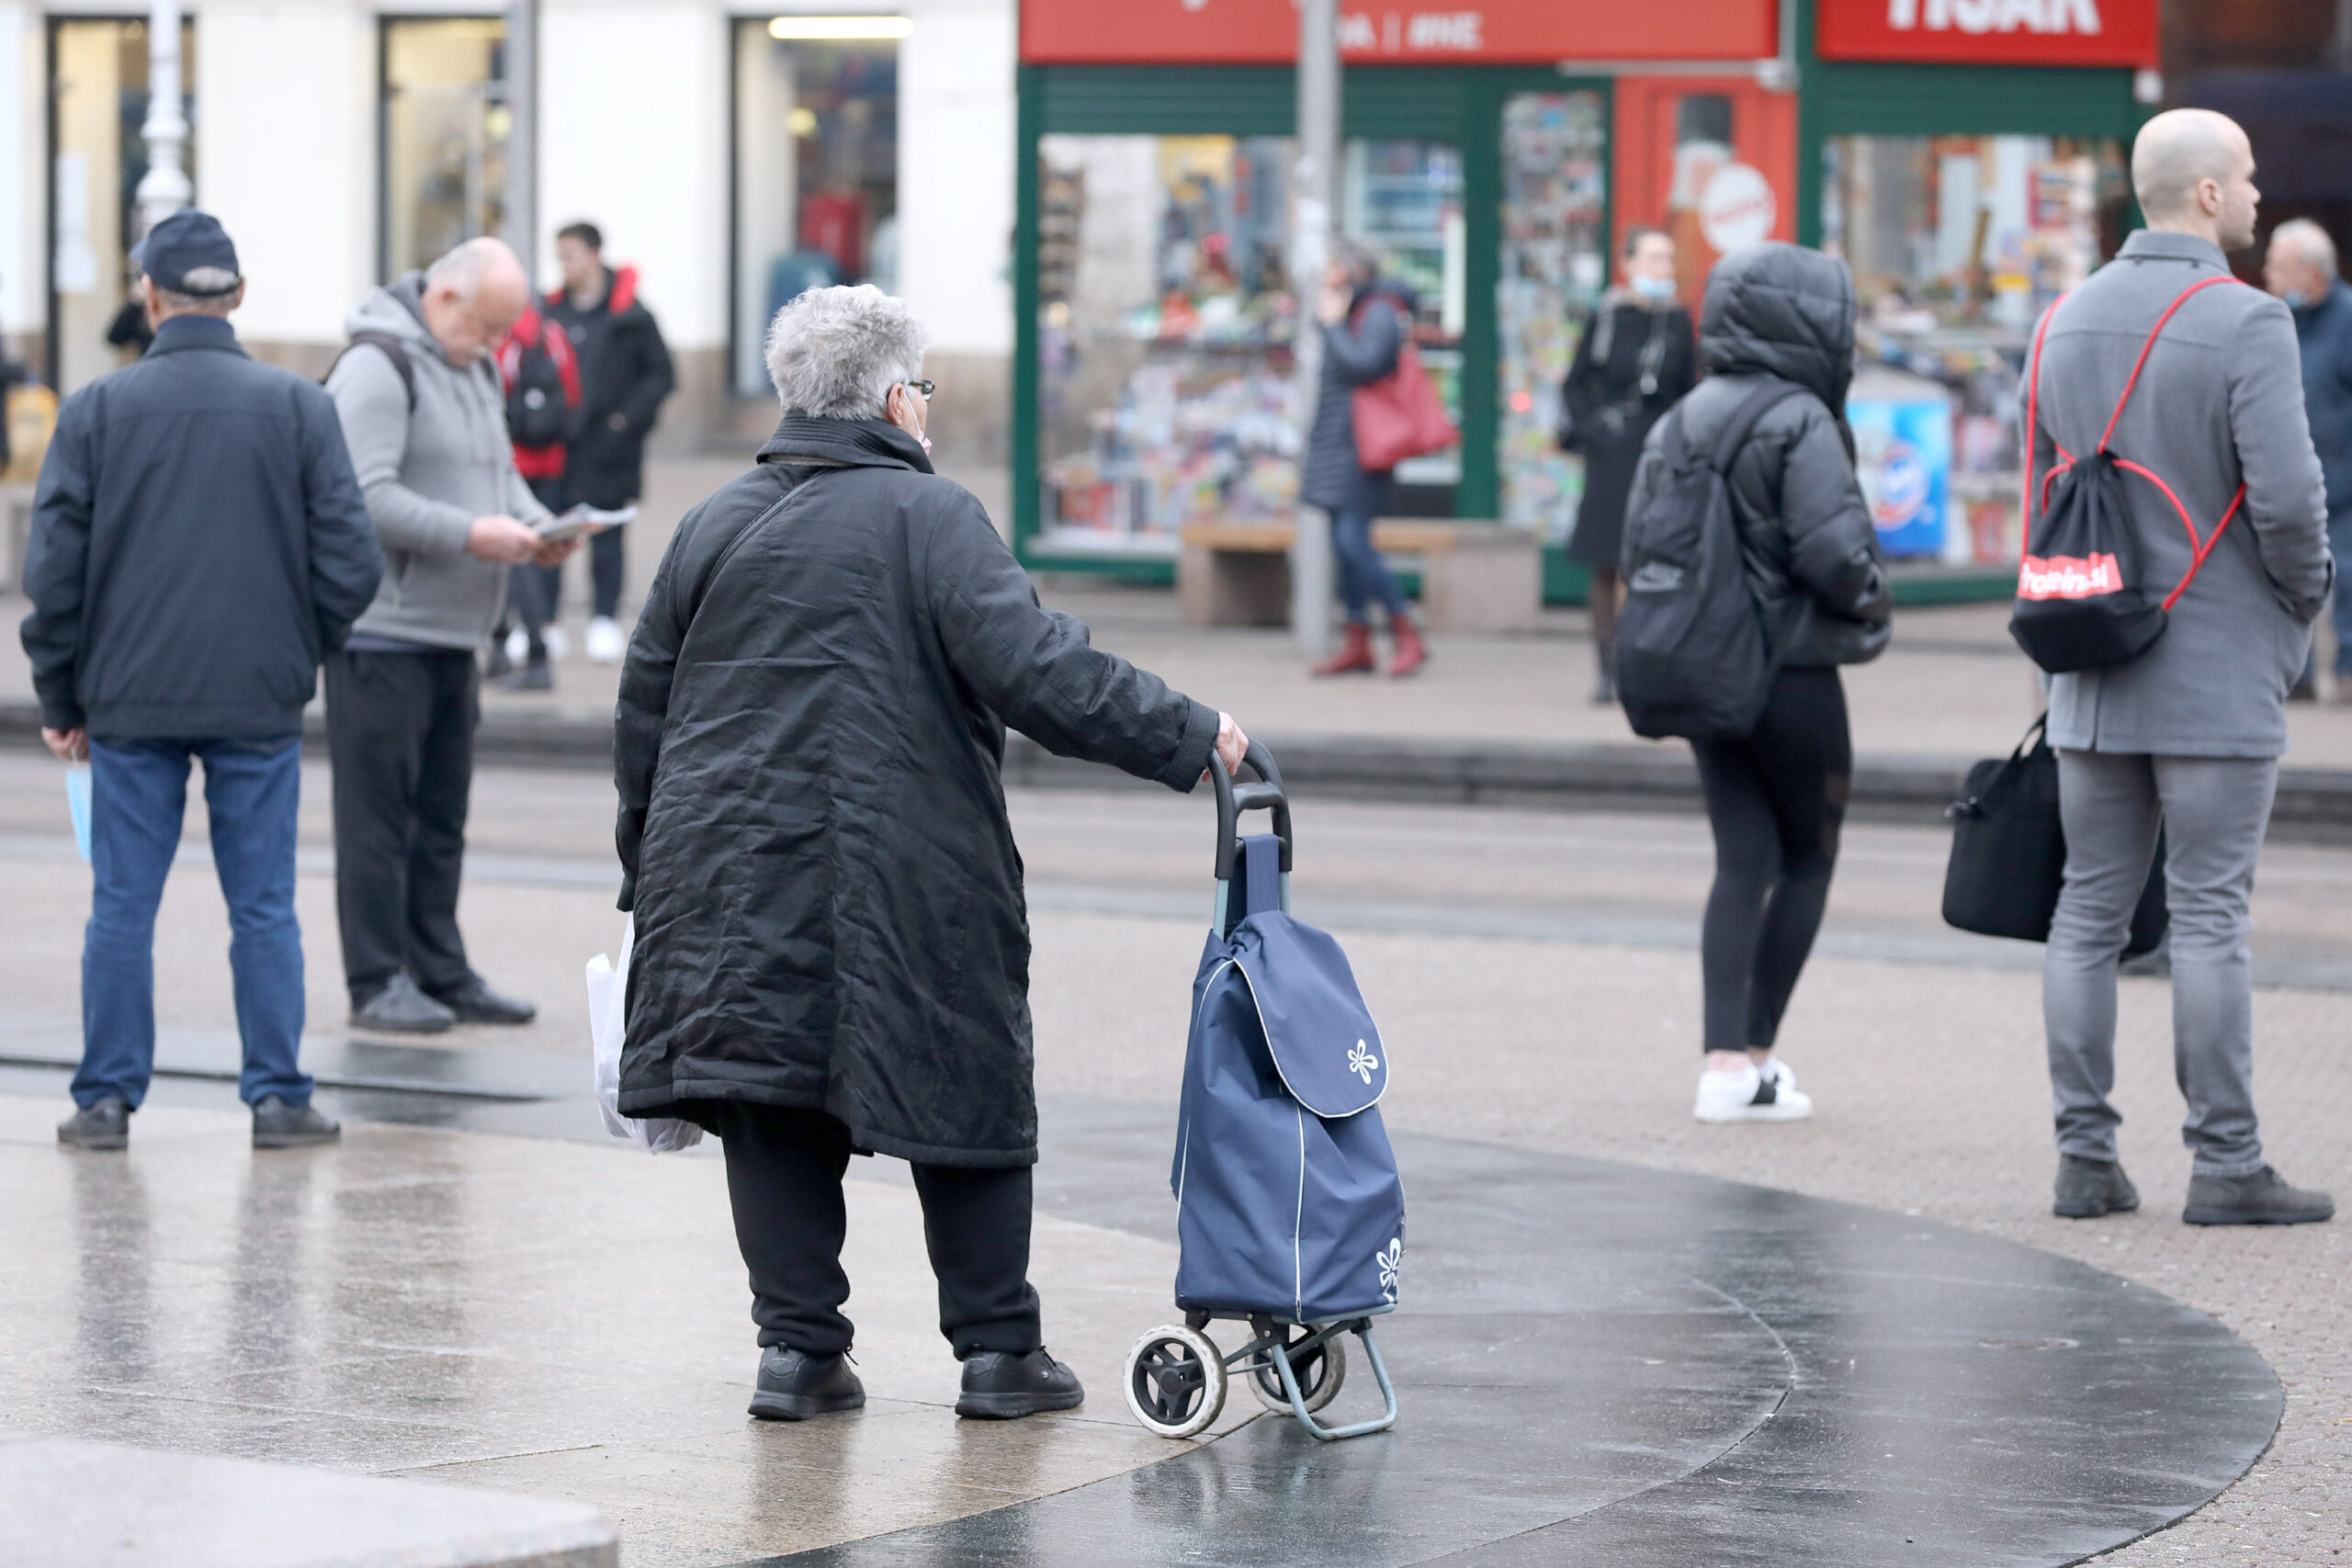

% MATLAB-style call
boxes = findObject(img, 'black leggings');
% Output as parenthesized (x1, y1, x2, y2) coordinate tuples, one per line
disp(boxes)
(1691, 667, 1851, 1056)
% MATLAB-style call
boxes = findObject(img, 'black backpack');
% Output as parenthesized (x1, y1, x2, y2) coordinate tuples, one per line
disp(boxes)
(323, 331, 416, 412)
(2009, 276, 2247, 673)
(504, 330, 573, 449)
(1615, 378, 1806, 743)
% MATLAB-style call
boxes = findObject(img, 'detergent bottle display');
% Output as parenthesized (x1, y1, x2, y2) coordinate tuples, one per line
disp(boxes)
(1848, 367, 1954, 561)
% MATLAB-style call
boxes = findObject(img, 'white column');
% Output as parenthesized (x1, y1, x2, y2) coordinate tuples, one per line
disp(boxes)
(538, 0, 728, 348)
(898, 0, 1013, 356)
(194, 0, 374, 348)
(134, 0, 192, 237)
(0, 3, 35, 339)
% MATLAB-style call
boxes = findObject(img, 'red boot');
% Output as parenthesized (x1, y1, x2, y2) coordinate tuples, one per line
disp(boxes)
(1387, 613, 1427, 678)
(1312, 622, 1378, 676)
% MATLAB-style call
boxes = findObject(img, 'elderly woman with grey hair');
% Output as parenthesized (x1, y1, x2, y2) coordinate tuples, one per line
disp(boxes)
(614, 285, 1249, 1424)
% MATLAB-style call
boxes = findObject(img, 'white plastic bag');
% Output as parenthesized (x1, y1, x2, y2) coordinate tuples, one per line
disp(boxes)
(587, 915, 703, 1154)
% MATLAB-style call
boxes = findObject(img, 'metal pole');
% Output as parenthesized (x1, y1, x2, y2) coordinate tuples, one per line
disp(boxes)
(503, 0, 538, 272)
(1288, 0, 1339, 660)
(133, 0, 192, 239)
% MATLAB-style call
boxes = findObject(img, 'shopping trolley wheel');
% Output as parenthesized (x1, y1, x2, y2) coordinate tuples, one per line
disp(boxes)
(1249, 1329, 1347, 1415)
(1124, 1325, 1227, 1439)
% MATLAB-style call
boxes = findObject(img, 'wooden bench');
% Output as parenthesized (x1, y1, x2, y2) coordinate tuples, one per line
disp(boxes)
(1177, 517, 1542, 633)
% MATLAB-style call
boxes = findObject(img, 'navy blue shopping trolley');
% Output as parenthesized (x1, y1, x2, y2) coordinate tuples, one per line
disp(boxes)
(1121, 744, 1404, 1442)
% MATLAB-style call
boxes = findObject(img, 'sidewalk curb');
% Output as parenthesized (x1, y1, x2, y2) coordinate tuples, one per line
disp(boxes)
(11, 700, 2352, 841)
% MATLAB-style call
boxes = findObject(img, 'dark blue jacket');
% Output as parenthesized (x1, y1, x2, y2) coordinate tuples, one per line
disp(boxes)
(20, 316, 383, 739)
(2293, 279, 2352, 518)
(1299, 280, 1417, 517)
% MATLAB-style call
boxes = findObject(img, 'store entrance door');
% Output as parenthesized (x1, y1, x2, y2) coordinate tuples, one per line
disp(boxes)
(46, 17, 198, 396)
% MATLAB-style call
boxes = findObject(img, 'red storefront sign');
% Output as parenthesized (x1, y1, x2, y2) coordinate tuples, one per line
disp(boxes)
(1018, 0, 1779, 66)
(1815, 0, 2157, 67)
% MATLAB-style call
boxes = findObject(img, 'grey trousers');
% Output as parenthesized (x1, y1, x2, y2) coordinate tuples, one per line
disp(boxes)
(2044, 750, 2276, 1177)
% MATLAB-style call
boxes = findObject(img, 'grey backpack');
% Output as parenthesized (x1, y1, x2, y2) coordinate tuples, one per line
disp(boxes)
(1614, 378, 1806, 742)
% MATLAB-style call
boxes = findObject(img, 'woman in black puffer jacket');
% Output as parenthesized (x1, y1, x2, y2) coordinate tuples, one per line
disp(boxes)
(1623, 242, 1891, 1127)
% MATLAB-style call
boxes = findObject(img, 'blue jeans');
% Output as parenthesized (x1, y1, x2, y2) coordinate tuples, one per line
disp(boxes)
(1332, 509, 1408, 626)
(76, 736, 311, 1110)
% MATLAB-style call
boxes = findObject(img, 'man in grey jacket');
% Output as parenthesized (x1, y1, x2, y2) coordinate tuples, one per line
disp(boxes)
(326, 237, 576, 1034)
(2031, 110, 2335, 1226)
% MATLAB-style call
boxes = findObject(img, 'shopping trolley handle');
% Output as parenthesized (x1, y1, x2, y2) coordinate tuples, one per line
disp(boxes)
(1212, 740, 1293, 880)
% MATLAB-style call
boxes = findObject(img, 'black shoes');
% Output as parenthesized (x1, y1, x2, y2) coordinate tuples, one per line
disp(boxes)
(431, 978, 537, 1026)
(2052, 1155, 2140, 1219)
(2183, 1165, 2335, 1226)
(496, 660, 553, 692)
(352, 974, 457, 1034)
(253, 1096, 341, 1149)
(749, 1347, 866, 1421)
(956, 1348, 1085, 1419)
(57, 1096, 130, 1150)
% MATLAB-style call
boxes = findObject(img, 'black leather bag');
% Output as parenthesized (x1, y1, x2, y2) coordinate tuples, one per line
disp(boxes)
(1942, 716, 2167, 957)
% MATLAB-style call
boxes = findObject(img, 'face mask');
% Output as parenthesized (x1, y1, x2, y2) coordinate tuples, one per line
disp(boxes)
(2281, 288, 2311, 310)
(1632, 275, 1677, 301)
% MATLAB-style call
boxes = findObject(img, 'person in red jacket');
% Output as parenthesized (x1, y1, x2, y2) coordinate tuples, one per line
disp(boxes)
(539, 221, 673, 665)
(488, 303, 580, 689)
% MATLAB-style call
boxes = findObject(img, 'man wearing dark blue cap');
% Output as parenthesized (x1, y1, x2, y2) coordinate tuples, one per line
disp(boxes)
(20, 208, 385, 1152)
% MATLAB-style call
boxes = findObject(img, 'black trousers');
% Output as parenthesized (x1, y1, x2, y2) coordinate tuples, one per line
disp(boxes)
(323, 649, 480, 1002)
(709, 1101, 1043, 1359)
(1691, 667, 1850, 1055)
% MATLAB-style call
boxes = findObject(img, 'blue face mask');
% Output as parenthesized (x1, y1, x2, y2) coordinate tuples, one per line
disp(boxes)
(2282, 288, 2312, 310)
(1631, 275, 1677, 301)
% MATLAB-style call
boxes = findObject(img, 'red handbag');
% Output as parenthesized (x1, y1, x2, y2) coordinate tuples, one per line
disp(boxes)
(1350, 299, 1455, 472)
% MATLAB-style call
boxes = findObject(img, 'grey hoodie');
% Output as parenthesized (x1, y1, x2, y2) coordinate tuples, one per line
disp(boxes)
(326, 275, 548, 650)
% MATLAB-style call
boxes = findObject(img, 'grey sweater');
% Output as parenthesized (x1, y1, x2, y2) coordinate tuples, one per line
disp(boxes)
(2029, 231, 2334, 759)
(326, 276, 548, 651)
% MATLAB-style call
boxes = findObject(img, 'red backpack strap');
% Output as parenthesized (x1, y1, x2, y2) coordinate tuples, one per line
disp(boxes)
(2095, 274, 2239, 454)
(2022, 295, 2071, 536)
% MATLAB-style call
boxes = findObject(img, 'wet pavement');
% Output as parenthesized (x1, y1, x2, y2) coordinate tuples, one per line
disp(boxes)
(4, 764, 2347, 1562)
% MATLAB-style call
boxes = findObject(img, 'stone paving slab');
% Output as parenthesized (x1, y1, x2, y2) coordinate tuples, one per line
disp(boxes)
(0, 1436, 616, 1568)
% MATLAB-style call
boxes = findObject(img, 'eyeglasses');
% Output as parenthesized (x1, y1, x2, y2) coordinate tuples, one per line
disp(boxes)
(903, 379, 934, 401)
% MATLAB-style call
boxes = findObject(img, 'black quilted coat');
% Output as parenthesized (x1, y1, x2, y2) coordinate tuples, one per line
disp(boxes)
(614, 416, 1219, 1166)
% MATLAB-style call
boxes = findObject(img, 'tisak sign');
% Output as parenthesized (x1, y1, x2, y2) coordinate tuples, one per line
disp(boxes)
(1815, 0, 2158, 66)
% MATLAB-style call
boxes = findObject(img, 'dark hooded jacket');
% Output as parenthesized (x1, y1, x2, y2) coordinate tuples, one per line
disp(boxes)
(615, 415, 1220, 1166)
(1624, 243, 1891, 668)
(1300, 279, 1418, 516)
(546, 265, 673, 509)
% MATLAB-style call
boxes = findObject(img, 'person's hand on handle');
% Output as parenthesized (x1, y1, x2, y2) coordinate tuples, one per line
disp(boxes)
(1205, 712, 1250, 783)
(466, 514, 546, 565)
(42, 728, 88, 764)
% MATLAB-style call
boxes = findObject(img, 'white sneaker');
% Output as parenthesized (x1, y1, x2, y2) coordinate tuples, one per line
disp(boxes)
(1693, 1059, 1813, 1123)
(586, 615, 626, 663)
(543, 624, 570, 662)
(503, 626, 528, 667)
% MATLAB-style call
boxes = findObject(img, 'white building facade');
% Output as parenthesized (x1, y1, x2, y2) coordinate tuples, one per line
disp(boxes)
(2, 0, 1015, 456)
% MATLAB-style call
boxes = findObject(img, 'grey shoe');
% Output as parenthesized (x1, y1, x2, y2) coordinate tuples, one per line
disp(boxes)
(57, 1096, 130, 1150)
(748, 1347, 865, 1421)
(956, 1348, 1085, 1419)
(430, 977, 537, 1026)
(352, 973, 456, 1034)
(496, 660, 552, 692)
(2053, 1154, 2139, 1219)
(253, 1096, 340, 1150)
(2183, 1165, 2334, 1226)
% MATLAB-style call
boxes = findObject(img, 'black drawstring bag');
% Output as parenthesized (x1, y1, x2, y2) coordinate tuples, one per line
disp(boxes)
(1942, 716, 2167, 958)
(2009, 276, 2247, 675)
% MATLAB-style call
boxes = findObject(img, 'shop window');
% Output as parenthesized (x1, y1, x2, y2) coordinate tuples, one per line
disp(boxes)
(1035, 132, 1463, 558)
(380, 17, 509, 281)
(47, 17, 198, 395)
(1823, 134, 2131, 565)
(1498, 90, 1608, 538)
(732, 19, 899, 398)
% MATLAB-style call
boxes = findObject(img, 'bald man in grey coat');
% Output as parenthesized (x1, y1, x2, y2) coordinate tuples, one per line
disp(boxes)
(2029, 109, 2334, 1227)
